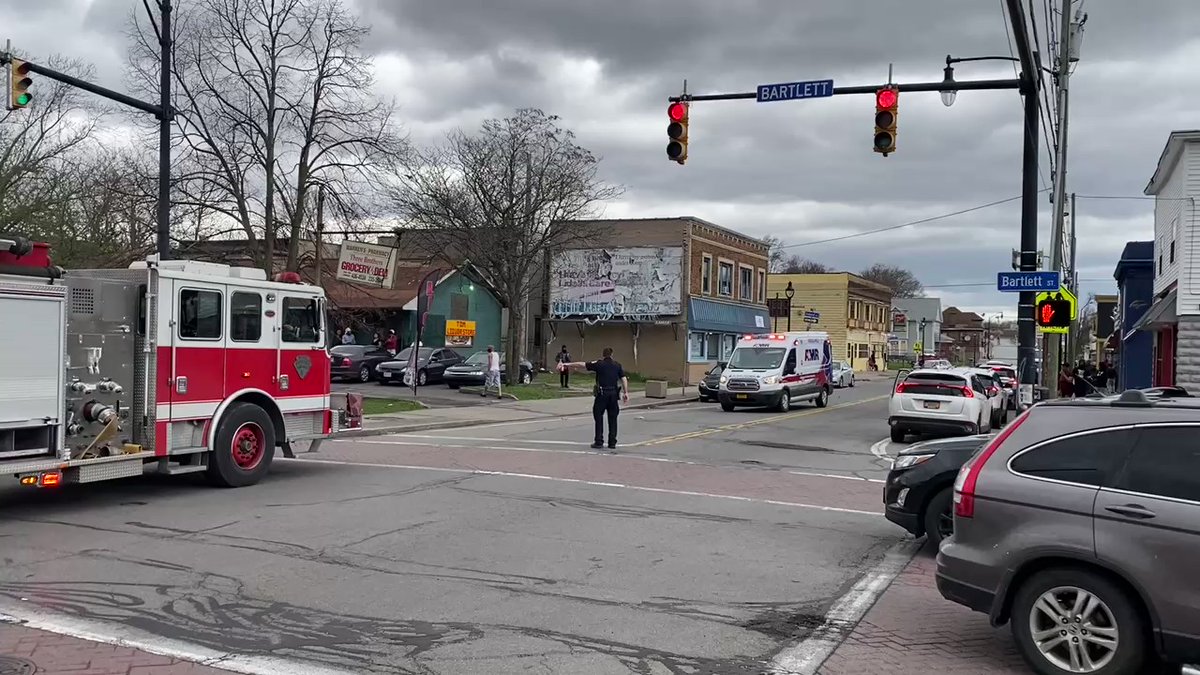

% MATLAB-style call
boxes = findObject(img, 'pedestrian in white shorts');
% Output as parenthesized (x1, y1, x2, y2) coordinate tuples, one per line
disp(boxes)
(482, 345, 502, 398)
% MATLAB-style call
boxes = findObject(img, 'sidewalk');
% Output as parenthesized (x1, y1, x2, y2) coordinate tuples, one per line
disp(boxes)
(0, 621, 230, 674)
(348, 389, 699, 437)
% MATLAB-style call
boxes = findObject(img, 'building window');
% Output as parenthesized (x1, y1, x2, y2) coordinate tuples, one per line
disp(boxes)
(707, 333, 721, 359)
(689, 331, 706, 360)
(739, 265, 753, 301)
(718, 261, 734, 296)
(702, 254, 712, 295)
(1170, 240, 1175, 264)
(1159, 255, 1163, 274)
(756, 269, 766, 303)
(722, 334, 737, 360)
(857, 343, 870, 359)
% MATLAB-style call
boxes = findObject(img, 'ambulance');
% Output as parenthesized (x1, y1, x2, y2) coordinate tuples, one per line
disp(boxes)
(717, 332, 834, 412)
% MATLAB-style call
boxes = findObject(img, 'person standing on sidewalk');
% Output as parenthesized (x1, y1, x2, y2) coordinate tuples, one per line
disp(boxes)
(555, 345, 572, 388)
(482, 345, 502, 398)
(559, 347, 629, 450)
(384, 329, 399, 355)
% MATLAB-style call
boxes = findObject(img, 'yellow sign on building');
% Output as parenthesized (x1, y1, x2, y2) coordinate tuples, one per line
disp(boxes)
(446, 320, 476, 337)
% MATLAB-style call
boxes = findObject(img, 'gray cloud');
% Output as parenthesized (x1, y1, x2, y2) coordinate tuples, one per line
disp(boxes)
(8, 0, 1193, 313)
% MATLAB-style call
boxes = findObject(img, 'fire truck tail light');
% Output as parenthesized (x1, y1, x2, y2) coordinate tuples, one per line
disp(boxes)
(20, 471, 62, 488)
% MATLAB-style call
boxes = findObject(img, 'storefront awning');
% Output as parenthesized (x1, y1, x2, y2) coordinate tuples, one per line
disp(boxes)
(1132, 289, 1177, 333)
(688, 298, 770, 333)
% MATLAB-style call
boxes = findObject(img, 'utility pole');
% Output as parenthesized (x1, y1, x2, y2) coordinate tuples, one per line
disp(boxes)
(314, 184, 325, 286)
(1043, 0, 1086, 392)
(156, 0, 173, 259)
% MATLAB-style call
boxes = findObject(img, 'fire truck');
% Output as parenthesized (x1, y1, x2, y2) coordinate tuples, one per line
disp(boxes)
(0, 236, 357, 489)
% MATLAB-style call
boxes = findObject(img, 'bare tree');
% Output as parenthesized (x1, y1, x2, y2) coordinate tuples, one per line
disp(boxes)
(860, 263, 924, 297)
(127, 0, 403, 271)
(0, 56, 99, 233)
(781, 256, 831, 274)
(391, 108, 623, 381)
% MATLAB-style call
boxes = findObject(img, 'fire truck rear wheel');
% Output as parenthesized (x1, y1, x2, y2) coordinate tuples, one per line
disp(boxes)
(208, 403, 276, 487)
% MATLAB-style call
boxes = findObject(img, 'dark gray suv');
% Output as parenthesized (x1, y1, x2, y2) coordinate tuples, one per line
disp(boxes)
(937, 390, 1200, 675)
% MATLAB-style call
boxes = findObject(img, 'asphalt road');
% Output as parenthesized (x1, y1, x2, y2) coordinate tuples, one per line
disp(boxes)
(0, 379, 907, 674)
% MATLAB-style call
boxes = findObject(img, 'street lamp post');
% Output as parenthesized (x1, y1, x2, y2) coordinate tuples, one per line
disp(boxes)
(785, 281, 795, 332)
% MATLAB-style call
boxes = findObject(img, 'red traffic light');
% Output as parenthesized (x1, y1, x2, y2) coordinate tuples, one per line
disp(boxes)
(876, 88, 897, 108)
(668, 102, 687, 121)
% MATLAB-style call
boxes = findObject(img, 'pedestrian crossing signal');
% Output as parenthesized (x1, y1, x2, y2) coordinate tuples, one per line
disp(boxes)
(1035, 296, 1071, 329)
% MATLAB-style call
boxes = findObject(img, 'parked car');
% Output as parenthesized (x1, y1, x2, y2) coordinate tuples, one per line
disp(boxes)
(376, 347, 463, 386)
(965, 367, 1009, 428)
(883, 435, 989, 547)
(329, 345, 393, 382)
(832, 360, 855, 388)
(888, 368, 994, 442)
(937, 389, 1200, 675)
(980, 361, 1020, 410)
(443, 351, 533, 388)
(923, 358, 953, 370)
(697, 362, 726, 402)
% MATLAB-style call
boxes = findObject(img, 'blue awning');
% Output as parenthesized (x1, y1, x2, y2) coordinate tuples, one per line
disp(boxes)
(688, 298, 770, 333)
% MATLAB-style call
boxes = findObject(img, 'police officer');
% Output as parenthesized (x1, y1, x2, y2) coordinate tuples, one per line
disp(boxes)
(560, 347, 629, 450)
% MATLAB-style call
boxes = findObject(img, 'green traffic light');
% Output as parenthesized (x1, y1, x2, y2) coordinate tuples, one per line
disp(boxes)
(15, 93, 30, 106)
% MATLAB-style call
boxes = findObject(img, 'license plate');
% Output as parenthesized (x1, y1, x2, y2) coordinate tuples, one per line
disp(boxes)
(923, 401, 940, 409)
(736, 394, 748, 399)
(381, 372, 391, 379)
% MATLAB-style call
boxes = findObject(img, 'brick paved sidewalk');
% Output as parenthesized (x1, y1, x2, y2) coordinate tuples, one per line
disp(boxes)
(0, 621, 233, 675)
(818, 548, 1027, 674)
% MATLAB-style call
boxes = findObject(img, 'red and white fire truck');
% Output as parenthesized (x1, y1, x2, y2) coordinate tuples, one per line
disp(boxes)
(0, 236, 357, 489)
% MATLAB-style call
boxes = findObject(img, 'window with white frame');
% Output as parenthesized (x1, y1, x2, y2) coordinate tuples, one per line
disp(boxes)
(718, 261, 734, 296)
(722, 334, 737, 360)
(756, 269, 766, 303)
(739, 265, 753, 301)
(702, 254, 713, 294)
(689, 331, 706, 360)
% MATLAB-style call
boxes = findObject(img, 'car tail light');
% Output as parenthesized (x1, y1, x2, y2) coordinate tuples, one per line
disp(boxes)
(894, 382, 910, 393)
(959, 385, 974, 398)
(987, 385, 999, 396)
(954, 408, 1032, 518)
(341, 357, 352, 367)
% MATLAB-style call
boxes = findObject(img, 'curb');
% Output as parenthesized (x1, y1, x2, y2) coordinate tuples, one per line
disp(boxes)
(333, 395, 700, 439)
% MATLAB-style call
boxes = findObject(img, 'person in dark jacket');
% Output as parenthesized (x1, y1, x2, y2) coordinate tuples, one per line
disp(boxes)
(555, 345, 572, 388)
(1058, 364, 1075, 399)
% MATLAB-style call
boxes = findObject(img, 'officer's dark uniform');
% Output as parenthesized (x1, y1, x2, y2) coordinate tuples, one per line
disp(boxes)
(586, 356, 624, 448)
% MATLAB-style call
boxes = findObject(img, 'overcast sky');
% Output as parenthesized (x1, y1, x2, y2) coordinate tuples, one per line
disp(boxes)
(10, 0, 1199, 317)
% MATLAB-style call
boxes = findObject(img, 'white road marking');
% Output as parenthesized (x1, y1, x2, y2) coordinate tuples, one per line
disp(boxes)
(365, 402, 705, 435)
(769, 539, 922, 674)
(0, 605, 350, 675)
(788, 470, 885, 484)
(391, 434, 583, 445)
(286, 457, 883, 517)
(869, 438, 893, 460)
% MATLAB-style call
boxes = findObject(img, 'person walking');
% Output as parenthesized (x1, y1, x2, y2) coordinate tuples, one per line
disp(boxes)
(560, 347, 629, 451)
(482, 345, 502, 398)
(1058, 363, 1076, 399)
(555, 345, 572, 388)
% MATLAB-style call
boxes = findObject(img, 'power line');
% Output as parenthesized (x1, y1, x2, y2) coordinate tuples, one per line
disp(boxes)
(999, 0, 1053, 188)
(781, 191, 1049, 250)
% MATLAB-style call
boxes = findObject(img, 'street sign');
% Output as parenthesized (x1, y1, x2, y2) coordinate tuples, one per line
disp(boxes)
(997, 271, 1060, 292)
(803, 310, 820, 324)
(756, 79, 834, 103)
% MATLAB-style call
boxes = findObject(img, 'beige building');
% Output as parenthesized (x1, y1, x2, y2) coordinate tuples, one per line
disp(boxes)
(766, 273, 894, 371)
(542, 217, 770, 384)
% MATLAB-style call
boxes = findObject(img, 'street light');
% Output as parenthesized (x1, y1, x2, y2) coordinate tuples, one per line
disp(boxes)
(940, 61, 957, 108)
(785, 281, 795, 332)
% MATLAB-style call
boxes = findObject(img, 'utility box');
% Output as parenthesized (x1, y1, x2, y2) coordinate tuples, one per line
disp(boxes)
(645, 380, 668, 399)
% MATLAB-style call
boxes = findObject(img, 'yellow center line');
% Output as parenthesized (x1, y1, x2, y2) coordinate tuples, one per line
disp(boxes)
(630, 394, 890, 447)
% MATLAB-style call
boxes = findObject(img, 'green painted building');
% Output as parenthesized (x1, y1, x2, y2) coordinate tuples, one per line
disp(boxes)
(399, 268, 504, 354)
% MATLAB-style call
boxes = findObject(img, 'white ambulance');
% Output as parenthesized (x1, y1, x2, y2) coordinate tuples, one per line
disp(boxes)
(717, 332, 834, 412)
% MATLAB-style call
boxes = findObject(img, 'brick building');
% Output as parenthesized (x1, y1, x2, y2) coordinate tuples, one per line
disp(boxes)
(541, 217, 769, 384)
(765, 273, 894, 371)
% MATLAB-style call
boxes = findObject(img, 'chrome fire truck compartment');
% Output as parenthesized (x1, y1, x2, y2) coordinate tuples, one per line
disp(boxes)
(0, 253, 355, 488)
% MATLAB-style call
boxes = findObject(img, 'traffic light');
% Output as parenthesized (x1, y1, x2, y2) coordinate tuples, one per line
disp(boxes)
(873, 86, 898, 156)
(666, 101, 689, 164)
(8, 59, 32, 110)
(1035, 295, 1072, 329)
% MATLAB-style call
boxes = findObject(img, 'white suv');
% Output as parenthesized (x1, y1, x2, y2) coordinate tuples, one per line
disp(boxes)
(888, 368, 992, 442)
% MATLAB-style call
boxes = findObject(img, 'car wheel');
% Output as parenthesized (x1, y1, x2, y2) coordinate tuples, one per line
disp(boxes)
(417, 370, 428, 386)
(922, 487, 954, 547)
(814, 388, 829, 408)
(358, 366, 371, 383)
(849, 375, 855, 388)
(776, 390, 791, 412)
(720, 401, 735, 412)
(890, 426, 906, 442)
(1011, 568, 1146, 675)
(991, 409, 1001, 429)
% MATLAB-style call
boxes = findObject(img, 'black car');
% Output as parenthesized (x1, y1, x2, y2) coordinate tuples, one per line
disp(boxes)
(330, 345, 393, 382)
(697, 362, 726, 402)
(883, 434, 989, 547)
(376, 347, 463, 386)
(443, 351, 534, 388)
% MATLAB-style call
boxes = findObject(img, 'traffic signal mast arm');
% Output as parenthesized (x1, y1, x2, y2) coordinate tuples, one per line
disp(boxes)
(668, 76, 1021, 103)
(1, 52, 170, 119)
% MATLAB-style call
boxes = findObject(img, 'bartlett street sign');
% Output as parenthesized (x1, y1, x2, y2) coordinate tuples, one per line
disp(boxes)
(756, 79, 835, 103)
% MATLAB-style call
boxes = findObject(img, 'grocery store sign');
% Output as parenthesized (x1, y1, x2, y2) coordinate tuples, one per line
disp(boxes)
(336, 241, 395, 287)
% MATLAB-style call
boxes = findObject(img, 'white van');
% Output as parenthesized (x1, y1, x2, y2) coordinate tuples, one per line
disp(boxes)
(718, 332, 834, 412)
